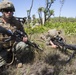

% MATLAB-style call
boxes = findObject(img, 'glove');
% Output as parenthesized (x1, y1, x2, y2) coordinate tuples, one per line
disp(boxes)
(7, 29, 13, 36)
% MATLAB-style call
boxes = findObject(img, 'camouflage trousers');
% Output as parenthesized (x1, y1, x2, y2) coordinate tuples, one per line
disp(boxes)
(15, 41, 29, 53)
(0, 49, 7, 67)
(0, 41, 29, 67)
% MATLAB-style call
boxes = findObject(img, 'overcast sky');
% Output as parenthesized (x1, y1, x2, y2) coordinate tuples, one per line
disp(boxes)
(0, 0, 76, 18)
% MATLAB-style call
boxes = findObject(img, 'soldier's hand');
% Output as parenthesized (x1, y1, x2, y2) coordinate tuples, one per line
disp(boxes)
(22, 37, 28, 42)
(7, 29, 13, 36)
(51, 45, 58, 48)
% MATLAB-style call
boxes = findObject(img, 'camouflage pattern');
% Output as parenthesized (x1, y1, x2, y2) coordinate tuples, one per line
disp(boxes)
(15, 42, 29, 59)
(16, 42, 28, 52)
(40, 29, 62, 45)
(47, 29, 61, 41)
(0, 49, 7, 67)
(0, 16, 25, 67)
(0, 16, 24, 48)
(47, 29, 59, 37)
(0, 1, 15, 12)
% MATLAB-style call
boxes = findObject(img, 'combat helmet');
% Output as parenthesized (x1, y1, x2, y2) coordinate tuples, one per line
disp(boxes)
(47, 29, 62, 37)
(0, 1, 15, 12)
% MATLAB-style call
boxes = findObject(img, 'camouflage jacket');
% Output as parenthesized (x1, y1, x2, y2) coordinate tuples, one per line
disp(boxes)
(0, 16, 25, 48)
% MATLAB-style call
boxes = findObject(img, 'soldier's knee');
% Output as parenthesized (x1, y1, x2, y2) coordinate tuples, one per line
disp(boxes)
(16, 41, 28, 51)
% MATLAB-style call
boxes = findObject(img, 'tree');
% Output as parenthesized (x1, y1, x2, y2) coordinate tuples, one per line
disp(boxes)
(27, 0, 34, 24)
(32, 14, 36, 25)
(38, 7, 44, 25)
(44, 0, 55, 23)
(59, 0, 65, 22)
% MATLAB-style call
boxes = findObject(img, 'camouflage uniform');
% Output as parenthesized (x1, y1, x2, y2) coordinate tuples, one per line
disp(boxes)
(46, 29, 61, 45)
(0, 1, 28, 67)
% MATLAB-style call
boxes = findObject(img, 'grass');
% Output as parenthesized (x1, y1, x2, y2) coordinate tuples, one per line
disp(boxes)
(1, 31, 76, 75)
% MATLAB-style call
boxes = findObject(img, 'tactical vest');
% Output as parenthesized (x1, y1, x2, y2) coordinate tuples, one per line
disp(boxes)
(0, 17, 18, 48)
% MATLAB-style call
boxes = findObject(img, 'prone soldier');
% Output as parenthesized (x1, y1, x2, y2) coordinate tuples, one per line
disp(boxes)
(40, 28, 62, 48)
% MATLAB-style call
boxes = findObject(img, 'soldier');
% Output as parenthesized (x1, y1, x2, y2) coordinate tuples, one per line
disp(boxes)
(0, 1, 28, 68)
(41, 29, 61, 48)
(47, 29, 58, 48)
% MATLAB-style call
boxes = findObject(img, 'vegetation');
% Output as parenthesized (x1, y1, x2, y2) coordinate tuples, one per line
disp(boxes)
(2, 15, 76, 75)
(20, 17, 76, 75)
(2, 0, 76, 75)
(3, 22, 76, 75)
(25, 17, 76, 35)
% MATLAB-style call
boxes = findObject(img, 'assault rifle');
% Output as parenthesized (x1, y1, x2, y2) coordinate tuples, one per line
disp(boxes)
(51, 35, 76, 62)
(0, 26, 43, 66)
(0, 26, 43, 52)
(13, 30, 43, 52)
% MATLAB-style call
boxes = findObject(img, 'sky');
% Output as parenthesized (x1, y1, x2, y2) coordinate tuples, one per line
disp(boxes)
(0, 0, 76, 18)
